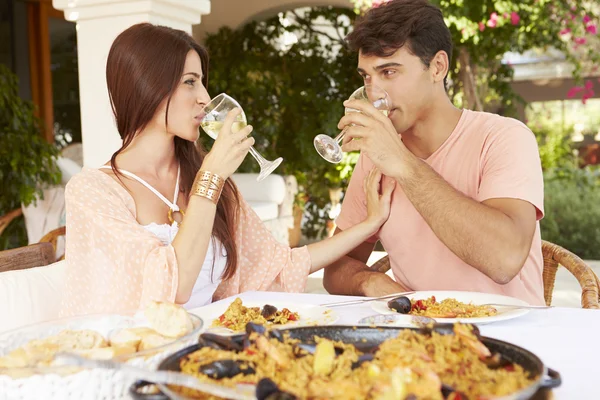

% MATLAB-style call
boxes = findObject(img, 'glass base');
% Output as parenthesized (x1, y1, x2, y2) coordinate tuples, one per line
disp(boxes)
(257, 157, 283, 181)
(314, 134, 343, 164)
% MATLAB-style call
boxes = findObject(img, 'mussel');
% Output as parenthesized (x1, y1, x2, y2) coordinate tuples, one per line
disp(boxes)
(441, 384, 469, 400)
(269, 329, 285, 343)
(198, 359, 256, 380)
(387, 296, 412, 314)
(261, 304, 279, 320)
(482, 352, 512, 370)
(246, 322, 267, 336)
(200, 332, 244, 351)
(351, 353, 375, 369)
(256, 378, 298, 400)
(197, 336, 226, 350)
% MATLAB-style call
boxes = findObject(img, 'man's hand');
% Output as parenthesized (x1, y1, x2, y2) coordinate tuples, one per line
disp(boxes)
(339, 99, 409, 179)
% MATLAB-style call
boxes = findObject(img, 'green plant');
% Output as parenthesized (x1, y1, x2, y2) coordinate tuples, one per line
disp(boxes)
(0, 64, 62, 249)
(203, 7, 362, 238)
(351, 0, 600, 115)
(541, 166, 600, 259)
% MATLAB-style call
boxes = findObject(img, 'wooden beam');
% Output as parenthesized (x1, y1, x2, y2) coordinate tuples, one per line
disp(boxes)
(26, 0, 56, 143)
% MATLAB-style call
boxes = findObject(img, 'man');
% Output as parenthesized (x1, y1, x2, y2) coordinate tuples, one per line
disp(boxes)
(323, 0, 545, 305)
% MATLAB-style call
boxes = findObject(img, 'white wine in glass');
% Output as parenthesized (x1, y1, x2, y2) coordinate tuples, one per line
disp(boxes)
(200, 94, 283, 182)
(314, 84, 391, 163)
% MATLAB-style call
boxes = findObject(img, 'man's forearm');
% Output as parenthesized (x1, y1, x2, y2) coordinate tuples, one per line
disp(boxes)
(323, 255, 371, 296)
(323, 255, 408, 296)
(395, 149, 530, 283)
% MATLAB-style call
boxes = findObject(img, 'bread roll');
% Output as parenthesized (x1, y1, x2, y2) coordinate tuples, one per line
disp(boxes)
(109, 328, 144, 350)
(138, 331, 173, 351)
(0, 348, 30, 368)
(145, 301, 193, 338)
(73, 344, 137, 360)
(51, 329, 107, 351)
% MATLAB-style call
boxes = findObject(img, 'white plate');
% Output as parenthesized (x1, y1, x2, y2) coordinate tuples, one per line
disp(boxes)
(370, 291, 530, 326)
(189, 299, 339, 335)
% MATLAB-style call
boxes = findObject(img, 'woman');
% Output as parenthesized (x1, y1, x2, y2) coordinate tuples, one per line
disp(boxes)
(60, 23, 396, 317)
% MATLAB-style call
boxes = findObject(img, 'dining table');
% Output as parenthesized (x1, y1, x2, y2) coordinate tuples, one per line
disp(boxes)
(189, 290, 600, 400)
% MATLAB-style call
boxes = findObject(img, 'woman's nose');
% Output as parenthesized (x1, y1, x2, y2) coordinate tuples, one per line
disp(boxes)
(197, 89, 210, 106)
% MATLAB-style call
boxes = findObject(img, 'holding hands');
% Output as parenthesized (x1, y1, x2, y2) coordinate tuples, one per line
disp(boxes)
(363, 167, 396, 234)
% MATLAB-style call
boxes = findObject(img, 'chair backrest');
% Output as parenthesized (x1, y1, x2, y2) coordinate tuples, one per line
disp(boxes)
(368, 241, 600, 309)
(541, 240, 600, 309)
(0, 242, 56, 273)
(39, 226, 66, 261)
(0, 208, 23, 237)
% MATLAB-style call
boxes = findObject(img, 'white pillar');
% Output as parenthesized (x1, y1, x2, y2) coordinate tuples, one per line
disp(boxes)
(52, 0, 211, 167)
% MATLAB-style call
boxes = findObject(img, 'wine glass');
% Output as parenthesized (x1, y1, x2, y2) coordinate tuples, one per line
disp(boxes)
(200, 93, 283, 182)
(314, 84, 391, 163)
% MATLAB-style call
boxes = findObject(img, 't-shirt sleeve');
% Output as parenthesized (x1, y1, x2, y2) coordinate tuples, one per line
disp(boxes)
(477, 120, 544, 220)
(335, 152, 378, 243)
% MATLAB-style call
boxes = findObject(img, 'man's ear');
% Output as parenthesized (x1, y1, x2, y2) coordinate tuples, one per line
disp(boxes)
(430, 50, 449, 84)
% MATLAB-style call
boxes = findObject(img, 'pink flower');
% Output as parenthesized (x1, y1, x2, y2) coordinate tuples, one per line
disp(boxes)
(585, 80, 593, 90)
(510, 12, 520, 26)
(567, 86, 584, 98)
(479, 22, 486, 32)
(487, 12, 499, 28)
(574, 37, 587, 45)
(586, 24, 597, 35)
(371, 0, 387, 8)
(583, 15, 592, 24)
(560, 28, 571, 35)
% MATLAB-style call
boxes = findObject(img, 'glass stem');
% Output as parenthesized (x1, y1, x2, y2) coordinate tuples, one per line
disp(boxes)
(248, 146, 268, 167)
(335, 126, 351, 144)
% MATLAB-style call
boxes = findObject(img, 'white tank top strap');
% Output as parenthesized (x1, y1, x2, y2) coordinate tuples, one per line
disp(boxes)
(98, 165, 181, 212)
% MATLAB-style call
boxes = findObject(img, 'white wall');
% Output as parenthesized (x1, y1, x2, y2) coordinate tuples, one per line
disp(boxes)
(193, 0, 352, 40)
(52, 0, 210, 167)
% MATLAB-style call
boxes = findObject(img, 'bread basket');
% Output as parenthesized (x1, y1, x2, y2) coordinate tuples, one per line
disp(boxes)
(0, 312, 203, 400)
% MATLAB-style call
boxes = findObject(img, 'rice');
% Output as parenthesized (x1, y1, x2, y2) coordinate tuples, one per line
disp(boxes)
(211, 298, 300, 333)
(175, 325, 535, 399)
(409, 296, 498, 318)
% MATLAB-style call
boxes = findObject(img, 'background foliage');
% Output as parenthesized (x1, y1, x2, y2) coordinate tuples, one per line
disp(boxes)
(0, 64, 61, 249)
(203, 7, 362, 237)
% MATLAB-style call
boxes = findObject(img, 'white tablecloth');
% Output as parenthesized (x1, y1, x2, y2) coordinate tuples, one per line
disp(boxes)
(190, 291, 600, 400)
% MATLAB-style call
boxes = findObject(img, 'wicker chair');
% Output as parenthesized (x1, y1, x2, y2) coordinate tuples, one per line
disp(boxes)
(39, 226, 66, 261)
(0, 208, 23, 237)
(0, 225, 66, 273)
(0, 242, 56, 273)
(370, 240, 600, 309)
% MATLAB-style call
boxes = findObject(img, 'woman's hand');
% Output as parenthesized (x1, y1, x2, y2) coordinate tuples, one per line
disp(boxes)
(364, 168, 395, 234)
(200, 108, 255, 179)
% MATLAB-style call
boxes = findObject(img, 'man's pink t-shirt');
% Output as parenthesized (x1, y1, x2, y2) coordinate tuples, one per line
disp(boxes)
(336, 110, 545, 305)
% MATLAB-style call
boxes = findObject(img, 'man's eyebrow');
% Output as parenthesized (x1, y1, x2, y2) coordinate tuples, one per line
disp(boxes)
(374, 62, 402, 70)
(357, 63, 402, 75)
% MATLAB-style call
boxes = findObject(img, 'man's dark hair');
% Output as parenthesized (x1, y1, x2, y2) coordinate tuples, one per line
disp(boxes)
(346, 0, 453, 88)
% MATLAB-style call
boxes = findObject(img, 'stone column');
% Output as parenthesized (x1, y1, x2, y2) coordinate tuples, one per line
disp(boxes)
(52, 0, 211, 167)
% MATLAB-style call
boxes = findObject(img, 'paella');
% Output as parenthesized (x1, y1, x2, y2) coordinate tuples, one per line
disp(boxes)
(387, 296, 498, 319)
(211, 298, 300, 333)
(174, 323, 535, 400)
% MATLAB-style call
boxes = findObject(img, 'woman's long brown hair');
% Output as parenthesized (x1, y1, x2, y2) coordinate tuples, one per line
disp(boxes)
(106, 23, 239, 279)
